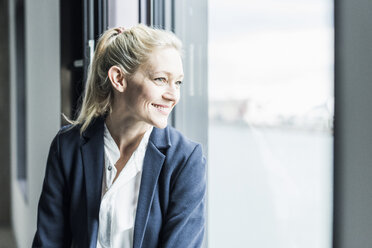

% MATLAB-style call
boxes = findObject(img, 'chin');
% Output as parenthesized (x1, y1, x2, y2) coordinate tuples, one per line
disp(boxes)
(151, 119, 168, 129)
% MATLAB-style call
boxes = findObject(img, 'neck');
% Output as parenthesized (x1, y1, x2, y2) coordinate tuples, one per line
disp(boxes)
(105, 110, 151, 154)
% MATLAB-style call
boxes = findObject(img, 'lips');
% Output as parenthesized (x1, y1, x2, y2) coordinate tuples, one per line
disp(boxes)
(151, 103, 169, 109)
(152, 103, 171, 115)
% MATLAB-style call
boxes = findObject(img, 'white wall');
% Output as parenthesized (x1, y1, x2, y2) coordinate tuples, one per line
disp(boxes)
(9, 0, 61, 247)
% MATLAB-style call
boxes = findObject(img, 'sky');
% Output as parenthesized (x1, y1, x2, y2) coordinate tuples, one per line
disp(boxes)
(208, 0, 334, 117)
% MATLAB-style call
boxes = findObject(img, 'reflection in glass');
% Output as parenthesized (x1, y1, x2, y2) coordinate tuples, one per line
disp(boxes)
(208, 0, 333, 247)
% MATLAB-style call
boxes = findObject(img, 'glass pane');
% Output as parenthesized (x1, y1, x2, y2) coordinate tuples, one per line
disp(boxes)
(107, 0, 139, 28)
(208, 0, 334, 247)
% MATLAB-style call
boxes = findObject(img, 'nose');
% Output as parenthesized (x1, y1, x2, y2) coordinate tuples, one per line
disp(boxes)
(162, 84, 179, 103)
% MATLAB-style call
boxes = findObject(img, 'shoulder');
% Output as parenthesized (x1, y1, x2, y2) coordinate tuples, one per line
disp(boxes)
(48, 123, 88, 157)
(164, 125, 203, 157)
(161, 126, 205, 172)
(161, 126, 206, 194)
(56, 116, 105, 144)
(55, 123, 83, 145)
(59, 123, 81, 136)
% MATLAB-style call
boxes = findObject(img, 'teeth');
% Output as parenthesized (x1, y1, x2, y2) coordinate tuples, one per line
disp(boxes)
(152, 104, 165, 110)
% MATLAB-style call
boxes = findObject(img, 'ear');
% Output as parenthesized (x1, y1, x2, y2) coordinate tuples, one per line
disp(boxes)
(108, 66, 127, 92)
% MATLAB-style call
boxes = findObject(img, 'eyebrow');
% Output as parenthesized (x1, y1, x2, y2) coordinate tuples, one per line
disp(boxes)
(152, 70, 184, 79)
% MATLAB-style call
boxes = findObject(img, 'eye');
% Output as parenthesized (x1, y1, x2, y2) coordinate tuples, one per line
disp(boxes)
(154, 77, 167, 84)
(175, 81, 183, 86)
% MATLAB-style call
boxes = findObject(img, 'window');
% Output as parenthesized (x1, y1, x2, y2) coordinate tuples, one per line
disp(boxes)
(208, 0, 334, 247)
(108, 0, 139, 28)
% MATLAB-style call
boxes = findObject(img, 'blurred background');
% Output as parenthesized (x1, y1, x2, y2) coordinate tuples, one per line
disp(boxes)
(0, 0, 371, 247)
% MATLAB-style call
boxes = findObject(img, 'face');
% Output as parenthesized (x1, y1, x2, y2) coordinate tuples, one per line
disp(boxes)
(121, 47, 184, 128)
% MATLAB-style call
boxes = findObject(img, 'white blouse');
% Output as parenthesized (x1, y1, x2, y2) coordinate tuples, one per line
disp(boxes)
(96, 124, 153, 248)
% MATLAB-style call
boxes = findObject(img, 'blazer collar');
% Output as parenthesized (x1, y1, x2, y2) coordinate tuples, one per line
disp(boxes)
(80, 117, 171, 247)
(81, 116, 171, 150)
(133, 129, 169, 248)
(81, 116, 105, 142)
(148, 124, 171, 150)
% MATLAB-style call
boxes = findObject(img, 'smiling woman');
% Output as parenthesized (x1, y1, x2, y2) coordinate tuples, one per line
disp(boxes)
(107, 47, 184, 129)
(32, 24, 206, 248)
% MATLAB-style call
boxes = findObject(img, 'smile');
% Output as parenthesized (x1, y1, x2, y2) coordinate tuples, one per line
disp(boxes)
(152, 103, 171, 115)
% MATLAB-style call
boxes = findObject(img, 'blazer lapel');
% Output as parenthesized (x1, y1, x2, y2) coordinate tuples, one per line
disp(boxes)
(133, 127, 171, 248)
(80, 118, 105, 247)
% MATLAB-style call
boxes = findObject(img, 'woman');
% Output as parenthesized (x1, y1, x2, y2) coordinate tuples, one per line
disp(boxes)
(32, 24, 206, 248)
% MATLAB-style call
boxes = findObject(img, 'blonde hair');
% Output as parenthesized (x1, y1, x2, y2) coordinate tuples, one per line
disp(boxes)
(69, 24, 182, 133)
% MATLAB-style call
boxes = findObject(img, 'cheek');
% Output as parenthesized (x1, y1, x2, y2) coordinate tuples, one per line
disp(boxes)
(142, 88, 157, 103)
(137, 86, 158, 108)
(174, 90, 181, 104)
(126, 84, 149, 104)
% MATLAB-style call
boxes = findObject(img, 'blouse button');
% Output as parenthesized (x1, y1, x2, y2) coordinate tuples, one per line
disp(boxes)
(108, 166, 112, 171)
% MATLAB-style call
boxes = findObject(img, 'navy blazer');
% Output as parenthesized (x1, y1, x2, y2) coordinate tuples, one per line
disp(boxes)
(32, 117, 206, 248)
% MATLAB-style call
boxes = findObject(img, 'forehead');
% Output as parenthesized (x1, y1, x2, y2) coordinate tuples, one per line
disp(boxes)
(144, 47, 184, 76)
